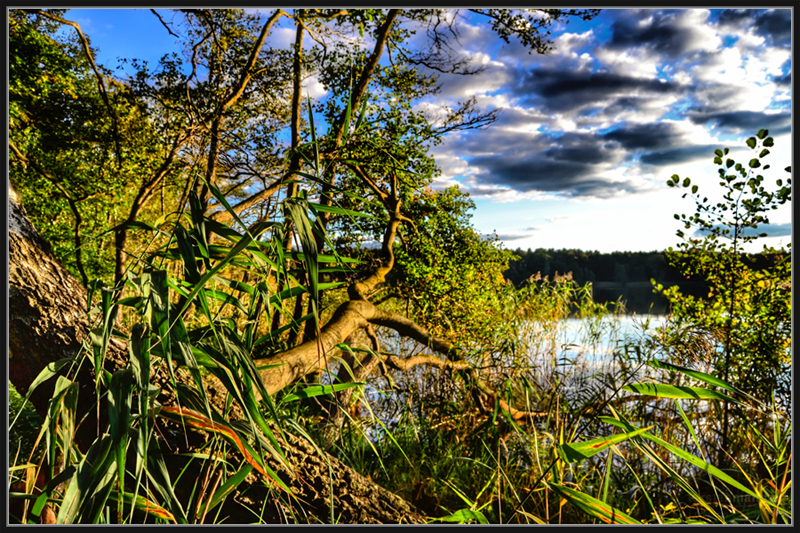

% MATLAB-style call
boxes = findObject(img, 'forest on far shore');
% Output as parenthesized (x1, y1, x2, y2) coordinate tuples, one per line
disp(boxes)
(504, 247, 789, 314)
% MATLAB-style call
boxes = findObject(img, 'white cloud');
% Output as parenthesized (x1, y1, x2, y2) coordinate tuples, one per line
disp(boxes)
(301, 74, 327, 99)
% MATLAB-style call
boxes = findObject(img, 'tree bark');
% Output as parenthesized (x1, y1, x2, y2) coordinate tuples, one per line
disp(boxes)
(8, 185, 423, 524)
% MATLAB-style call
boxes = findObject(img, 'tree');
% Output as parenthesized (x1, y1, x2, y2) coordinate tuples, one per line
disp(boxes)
(8, 185, 425, 523)
(658, 130, 791, 456)
(8, 8, 601, 523)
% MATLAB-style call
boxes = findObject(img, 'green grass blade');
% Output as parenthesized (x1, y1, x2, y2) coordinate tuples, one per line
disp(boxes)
(174, 224, 201, 283)
(623, 383, 739, 403)
(107, 367, 133, 519)
(353, 92, 368, 133)
(558, 425, 653, 463)
(646, 360, 752, 398)
(107, 491, 176, 523)
(284, 198, 319, 307)
(434, 509, 489, 524)
(342, 85, 353, 139)
(307, 94, 319, 171)
(55, 434, 114, 524)
(172, 231, 258, 329)
(145, 445, 188, 524)
(206, 464, 254, 513)
(281, 382, 363, 403)
(308, 202, 374, 219)
(645, 428, 778, 511)
(11, 358, 73, 430)
(546, 482, 641, 524)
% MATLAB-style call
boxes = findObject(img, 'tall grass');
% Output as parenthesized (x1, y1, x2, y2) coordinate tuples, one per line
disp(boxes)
(295, 273, 790, 524)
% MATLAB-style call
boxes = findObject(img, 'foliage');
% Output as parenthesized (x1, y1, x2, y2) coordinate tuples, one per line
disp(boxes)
(9, 10, 189, 285)
(391, 186, 516, 347)
(8, 189, 328, 523)
(659, 131, 791, 403)
(10, 8, 791, 526)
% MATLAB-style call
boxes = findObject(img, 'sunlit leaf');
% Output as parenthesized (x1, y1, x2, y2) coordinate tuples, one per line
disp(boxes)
(434, 509, 489, 524)
(546, 482, 640, 524)
(623, 383, 739, 403)
(558, 425, 653, 463)
(281, 382, 363, 403)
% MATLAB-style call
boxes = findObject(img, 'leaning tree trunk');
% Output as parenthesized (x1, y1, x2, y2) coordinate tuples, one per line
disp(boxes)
(8, 184, 423, 524)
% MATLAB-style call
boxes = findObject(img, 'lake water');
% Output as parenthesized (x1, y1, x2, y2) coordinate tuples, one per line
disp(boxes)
(363, 314, 670, 411)
(559, 314, 667, 359)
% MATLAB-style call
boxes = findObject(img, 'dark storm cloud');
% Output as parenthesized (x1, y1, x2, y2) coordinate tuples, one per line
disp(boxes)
(462, 130, 643, 198)
(752, 9, 792, 47)
(451, 119, 730, 198)
(687, 110, 791, 135)
(605, 9, 704, 59)
(715, 9, 753, 30)
(541, 142, 609, 164)
(639, 144, 721, 166)
(493, 107, 549, 129)
(512, 68, 684, 112)
(602, 122, 685, 151)
(714, 8, 791, 48)
(434, 9, 790, 201)
(471, 152, 640, 198)
(774, 70, 791, 87)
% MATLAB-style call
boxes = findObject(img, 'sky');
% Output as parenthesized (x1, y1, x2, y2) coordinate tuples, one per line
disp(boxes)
(64, 8, 792, 254)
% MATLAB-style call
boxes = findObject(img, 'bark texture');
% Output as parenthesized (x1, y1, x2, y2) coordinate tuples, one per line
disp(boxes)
(8, 187, 423, 524)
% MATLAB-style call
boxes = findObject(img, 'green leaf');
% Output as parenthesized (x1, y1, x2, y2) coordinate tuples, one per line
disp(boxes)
(546, 482, 640, 524)
(759, 148, 770, 158)
(645, 360, 744, 395)
(281, 382, 363, 403)
(206, 464, 254, 513)
(746, 137, 757, 149)
(307, 94, 320, 172)
(175, 225, 200, 283)
(107, 491, 176, 523)
(606, 417, 783, 514)
(56, 434, 116, 524)
(434, 509, 489, 524)
(353, 92, 369, 133)
(144, 446, 188, 524)
(623, 383, 739, 403)
(757, 128, 768, 139)
(714, 149, 723, 157)
(172, 230, 259, 327)
(343, 81, 353, 138)
(598, 413, 723, 521)
(682, 177, 690, 187)
(558, 425, 654, 463)
(158, 406, 291, 495)
(308, 202, 374, 218)
(749, 158, 761, 169)
(12, 358, 73, 429)
(284, 197, 320, 315)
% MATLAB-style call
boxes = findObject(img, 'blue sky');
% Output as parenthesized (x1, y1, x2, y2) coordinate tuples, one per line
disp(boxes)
(67, 8, 792, 253)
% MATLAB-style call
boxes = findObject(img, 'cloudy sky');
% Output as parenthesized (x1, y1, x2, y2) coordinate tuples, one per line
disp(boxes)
(69, 8, 792, 253)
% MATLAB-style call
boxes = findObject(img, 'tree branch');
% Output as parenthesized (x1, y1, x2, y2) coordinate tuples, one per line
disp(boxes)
(32, 10, 123, 168)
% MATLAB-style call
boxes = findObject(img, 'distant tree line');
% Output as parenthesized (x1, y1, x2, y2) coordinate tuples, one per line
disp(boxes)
(505, 248, 684, 286)
(503, 247, 788, 314)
